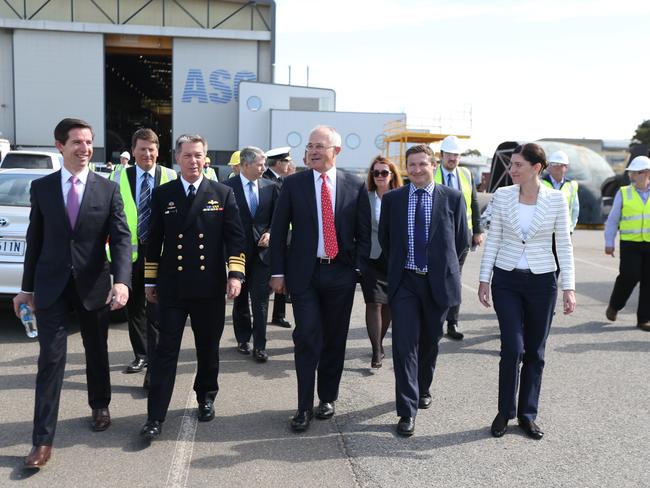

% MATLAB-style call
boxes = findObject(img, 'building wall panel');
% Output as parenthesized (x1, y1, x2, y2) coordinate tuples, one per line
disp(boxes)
(0, 29, 14, 142)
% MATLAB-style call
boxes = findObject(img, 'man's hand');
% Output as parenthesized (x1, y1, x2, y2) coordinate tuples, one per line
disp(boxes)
(605, 246, 615, 257)
(257, 232, 270, 248)
(472, 233, 484, 248)
(478, 282, 491, 308)
(145, 286, 158, 304)
(270, 276, 286, 295)
(226, 278, 242, 299)
(13, 292, 35, 318)
(106, 282, 129, 310)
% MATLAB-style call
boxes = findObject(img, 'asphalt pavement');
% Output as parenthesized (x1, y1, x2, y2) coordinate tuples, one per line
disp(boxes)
(0, 229, 648, 487)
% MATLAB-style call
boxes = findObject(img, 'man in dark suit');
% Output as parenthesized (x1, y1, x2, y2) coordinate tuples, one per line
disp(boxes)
(379, 144, 468, 436)
(14, 118, 132, 468)
(223, 146, 279, 362)
(270, 125, 371, 432)
(140, 134, 246, 441)
(263, 146, 293, 328)
(111, 129, 177, 380)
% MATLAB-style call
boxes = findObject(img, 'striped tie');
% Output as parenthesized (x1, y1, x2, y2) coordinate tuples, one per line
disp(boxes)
(137, 173, 151, 242)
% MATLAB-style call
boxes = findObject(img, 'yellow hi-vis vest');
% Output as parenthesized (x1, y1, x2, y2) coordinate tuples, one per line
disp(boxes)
(107, 166, 177, 262)
(203, 167, 218, 181)
(541, 178, 578, 220)
(434, 166, 473, 231)
(619, 185, 650, 242)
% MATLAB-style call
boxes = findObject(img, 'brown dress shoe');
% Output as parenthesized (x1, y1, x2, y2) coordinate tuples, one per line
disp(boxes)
(606, 306, 617, 322)
(24, 445, 52, 468)
(637, 322, 650, 331)
(91, 408, 111, 431)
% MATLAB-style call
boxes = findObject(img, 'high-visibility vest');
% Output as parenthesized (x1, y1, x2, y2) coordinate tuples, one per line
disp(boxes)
(107, 166, 177, 262)
(541, 178, 579, 222)
(88, 163, 97, 172)
(108, 164, 127, 181)
(434, 166, 473, 231)
(619, 185, 650, 242)
(203, 167, 218, 181)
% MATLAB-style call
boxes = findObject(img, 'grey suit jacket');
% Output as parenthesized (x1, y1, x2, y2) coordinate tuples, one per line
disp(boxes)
(368, 190, 382, 260)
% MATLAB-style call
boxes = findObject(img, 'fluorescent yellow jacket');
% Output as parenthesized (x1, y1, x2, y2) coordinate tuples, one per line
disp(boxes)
(435, 166, 472, 230)
(619, 185, 650, 242)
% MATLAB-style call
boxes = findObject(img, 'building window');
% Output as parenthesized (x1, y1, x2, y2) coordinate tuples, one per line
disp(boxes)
(246, 96, 262, 112)
(287, 132, 302, 147)
(346, 133, 361, 150)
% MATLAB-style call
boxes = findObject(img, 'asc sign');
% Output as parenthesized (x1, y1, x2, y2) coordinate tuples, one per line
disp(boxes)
(181, 68, 257, 104)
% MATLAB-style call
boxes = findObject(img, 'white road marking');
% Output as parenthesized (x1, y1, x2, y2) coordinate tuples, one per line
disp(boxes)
(574, 256, 618, 273)
(462, 282, 478, 293)
(165, 388, 198, 488)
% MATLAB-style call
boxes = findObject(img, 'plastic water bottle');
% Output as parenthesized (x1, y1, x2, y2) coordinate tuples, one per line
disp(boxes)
(19, 304, 38, 339)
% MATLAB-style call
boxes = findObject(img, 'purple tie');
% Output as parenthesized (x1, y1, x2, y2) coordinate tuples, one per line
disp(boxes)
(67, 175, 80, 229)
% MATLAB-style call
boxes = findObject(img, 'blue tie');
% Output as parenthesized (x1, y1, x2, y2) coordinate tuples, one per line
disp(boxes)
(414, 189, 427, 269)
(447, 172, 453, 188)
(137, 173, 152, 241)
(248, 181, 258, 217)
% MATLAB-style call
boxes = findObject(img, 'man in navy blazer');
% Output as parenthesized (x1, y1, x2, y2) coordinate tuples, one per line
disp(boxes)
(270, 125, 371, 432)
(223, 146, 279, 361)
(14, 118, 132, 468)
(379, 144, 468, 436)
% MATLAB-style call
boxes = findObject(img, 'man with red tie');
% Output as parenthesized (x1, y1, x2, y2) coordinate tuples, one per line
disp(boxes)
(270, 126, 371, 432)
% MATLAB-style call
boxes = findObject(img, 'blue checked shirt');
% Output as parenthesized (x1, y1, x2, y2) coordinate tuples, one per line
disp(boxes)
(406, 182, 434, 271)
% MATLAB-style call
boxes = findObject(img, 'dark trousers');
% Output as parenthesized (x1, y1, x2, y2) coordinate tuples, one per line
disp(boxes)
(32, 278, 111, 445)
(491, 267, 557, 421)
(390, 270, 447, 417)
(272, 293, 287, 320)
(233, 259, 271, 349)
(147, 297, 225, 422)
(446, 248, 469, 326)
(290, 261, 357, 412)
(609, 241, 650, 323)
(126, 252, 148, 360)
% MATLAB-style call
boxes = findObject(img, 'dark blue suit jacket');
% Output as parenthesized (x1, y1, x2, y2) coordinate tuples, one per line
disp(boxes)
(222, 176, 279, 266)
(270, 168, 371, 293)
(378, 183, 469, 308)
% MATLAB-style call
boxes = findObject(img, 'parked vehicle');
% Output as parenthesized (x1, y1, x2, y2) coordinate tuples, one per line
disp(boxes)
(0, 150, 63, 170)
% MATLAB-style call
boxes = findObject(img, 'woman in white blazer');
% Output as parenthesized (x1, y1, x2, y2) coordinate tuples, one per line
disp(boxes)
(478, 143, 576, 440)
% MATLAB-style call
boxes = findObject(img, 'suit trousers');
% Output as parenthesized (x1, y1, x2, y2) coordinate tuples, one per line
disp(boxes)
(390, 270, 447, 417)
(446, 247, 469, 325)
(233, 258, 271, 349)
(290, 261, 357, 411)
(608, 240, 650, 323)
(272, 293, 287, 320)
(147, 297, 225, 422)
(126, 251, 148, 360)
(491, 267, 557, 421)
(32, 277, 111, 445)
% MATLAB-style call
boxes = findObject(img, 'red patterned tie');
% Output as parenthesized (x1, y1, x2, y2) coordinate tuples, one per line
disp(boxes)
(320, 174, 338, 258)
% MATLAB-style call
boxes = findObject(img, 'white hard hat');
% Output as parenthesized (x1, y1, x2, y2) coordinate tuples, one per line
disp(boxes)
(626, 155, 650, 172)
(440, 135, 462, 154)
(548, 150, 569, 165)
(120, 151, 130, 160)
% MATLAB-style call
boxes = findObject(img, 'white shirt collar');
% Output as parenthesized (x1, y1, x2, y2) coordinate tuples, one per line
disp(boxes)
(549, 175, 564, 187)
(61, 165, 90, 184)
(136, 164, 157, 181)
(269, 168, 282, 179)
(239, 173, 257, 187)
(180, 174, 204, 195)
(313, 166, 337, 184)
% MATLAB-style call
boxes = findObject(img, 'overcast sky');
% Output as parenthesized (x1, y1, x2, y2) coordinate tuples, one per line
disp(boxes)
(274, 0, 650, 156)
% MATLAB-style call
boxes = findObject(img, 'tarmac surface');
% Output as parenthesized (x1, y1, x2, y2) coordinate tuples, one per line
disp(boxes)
(0, 229, 648, 487)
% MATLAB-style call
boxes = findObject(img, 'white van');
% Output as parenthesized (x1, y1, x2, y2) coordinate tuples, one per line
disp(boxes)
(0, 150, 63, 170)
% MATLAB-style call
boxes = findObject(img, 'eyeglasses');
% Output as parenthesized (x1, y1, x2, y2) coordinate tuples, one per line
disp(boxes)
(373, 170, 390, 177)
(306, 144, 335, 152)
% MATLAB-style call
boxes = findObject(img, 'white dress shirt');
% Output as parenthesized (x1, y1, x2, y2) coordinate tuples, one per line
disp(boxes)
(441, 167, 459, 190)
(314, 167, 337, 258)
(515, 203, 536, 269)
(180, 174, 204, 196)
(61, 165, 90, 205)
(239, 173, 260, 214)
(135, 165, 157, 203)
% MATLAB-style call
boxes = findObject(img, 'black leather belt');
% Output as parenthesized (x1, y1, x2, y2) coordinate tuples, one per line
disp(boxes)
(511, 268, 532, 274)
(317, 257, 334, 264)
(406, 268, 428, 276)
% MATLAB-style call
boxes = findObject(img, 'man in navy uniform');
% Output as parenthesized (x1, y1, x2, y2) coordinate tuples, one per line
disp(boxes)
(263, 146, 293, 328)
(140, 134, 246, 440)
(223, 146, 279, 362)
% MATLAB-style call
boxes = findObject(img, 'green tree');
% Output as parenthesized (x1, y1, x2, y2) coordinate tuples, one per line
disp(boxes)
(631, 119, 650, 145)
(462, 149, 482, 157)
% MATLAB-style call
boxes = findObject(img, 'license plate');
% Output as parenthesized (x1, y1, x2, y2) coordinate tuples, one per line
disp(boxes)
(0, 239, 25, 256)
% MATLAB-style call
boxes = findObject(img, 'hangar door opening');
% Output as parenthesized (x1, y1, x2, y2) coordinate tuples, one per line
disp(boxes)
(105, 35, 172, 166)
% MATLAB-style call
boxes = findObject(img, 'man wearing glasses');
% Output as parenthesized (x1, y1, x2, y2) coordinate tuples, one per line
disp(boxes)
(270, 126, 371, 432)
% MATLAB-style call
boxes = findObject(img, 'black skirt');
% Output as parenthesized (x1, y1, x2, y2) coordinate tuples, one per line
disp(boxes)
(361, 256, 389, 304)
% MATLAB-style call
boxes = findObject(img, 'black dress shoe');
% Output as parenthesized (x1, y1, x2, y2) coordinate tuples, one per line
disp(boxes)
(418, 393, 432, 409)
(271, 317, 292, 328)
(290, 409, 313, 432)
(397, 416, 415, 436)
(140, 420, 162, 440)
(315, 401, 335, 419)
(253, 348, 269, 362)
(605, 306, 617, 322)
(126, 357, 148, 374)
(518, 418, 544, 440)
(236, 342, 251, 355)
(91, 408, 111, 431)
(491, 413, 508, 437)
(198, 401, 215, 422)
(447, 323, 464, 340)
(143, 371, 150, 390)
